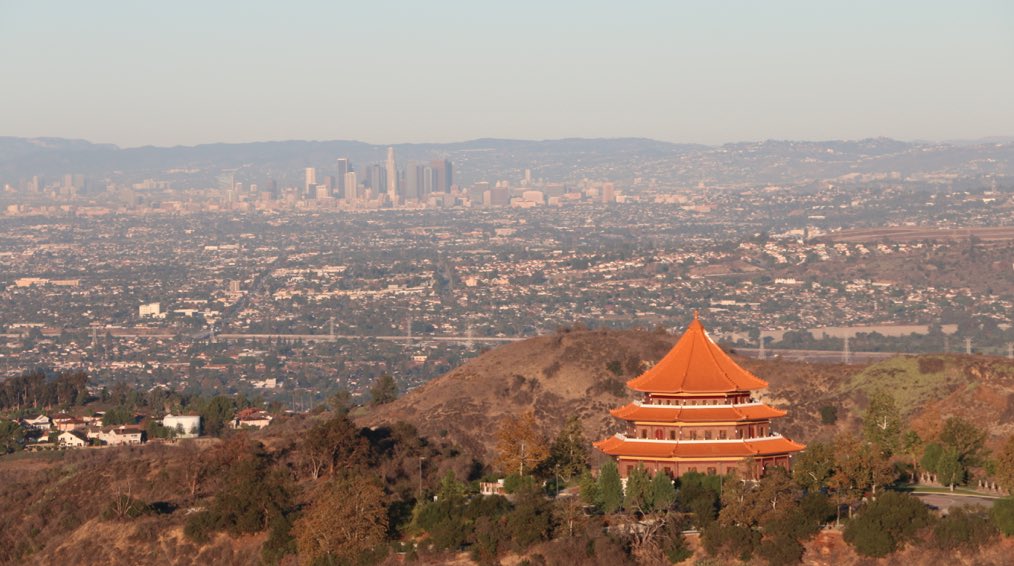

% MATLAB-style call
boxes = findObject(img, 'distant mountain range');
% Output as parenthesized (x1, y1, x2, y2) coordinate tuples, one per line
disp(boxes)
(1, 135, 1012, 189)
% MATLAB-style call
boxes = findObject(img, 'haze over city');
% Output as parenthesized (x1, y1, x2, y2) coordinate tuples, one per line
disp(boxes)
(2, 0, 1013, 147)
(4, 2, 1014, 566)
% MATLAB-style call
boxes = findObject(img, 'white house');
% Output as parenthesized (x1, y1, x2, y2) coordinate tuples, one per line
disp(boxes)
(22, 415, 51, 431)
(162, 414, 201, 438)
(91, 426, 144, 446)
(58, 430, 88, 447)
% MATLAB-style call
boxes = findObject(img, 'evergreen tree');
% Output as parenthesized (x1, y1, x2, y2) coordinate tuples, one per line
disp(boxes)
(624, 465, 652, 511)
(578, 469, 601, 508)
(598, 461, 624, 513)
(369, 374, 398, 406)
(648, 472, 677, 511)
(548, 416, 590, 481)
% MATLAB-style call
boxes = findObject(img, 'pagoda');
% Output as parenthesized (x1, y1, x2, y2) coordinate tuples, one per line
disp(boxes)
(594, 311, 804, 480)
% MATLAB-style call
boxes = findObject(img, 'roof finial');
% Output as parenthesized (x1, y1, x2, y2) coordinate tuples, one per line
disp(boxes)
(693, 309, 699, 320)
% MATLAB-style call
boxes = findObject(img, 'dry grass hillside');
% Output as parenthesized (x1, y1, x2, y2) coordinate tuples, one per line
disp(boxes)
(361, 328, 862, 462)
(361, 328, 677, 463)
(362, 328, 1014, 463)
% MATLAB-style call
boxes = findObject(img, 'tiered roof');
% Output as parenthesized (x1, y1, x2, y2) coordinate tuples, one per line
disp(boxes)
(594, 311, 804, 465)
(595, 434, 805, 459)
(627, 311, 768, 393)
(609, 402, 786, 423)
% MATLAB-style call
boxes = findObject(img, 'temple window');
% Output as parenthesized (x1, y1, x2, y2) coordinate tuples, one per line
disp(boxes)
(689, 431, 698, 440)
(655, 429, 663, 440)
(707, 467, 717, 475)
(704, 431, 713, 440)
(668, 430, 676, 440)
(640, 429, 647, 439)
(719, 431, 727, 440)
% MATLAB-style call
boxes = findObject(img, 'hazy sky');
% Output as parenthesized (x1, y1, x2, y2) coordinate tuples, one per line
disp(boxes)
(2, 1, 1012, 147)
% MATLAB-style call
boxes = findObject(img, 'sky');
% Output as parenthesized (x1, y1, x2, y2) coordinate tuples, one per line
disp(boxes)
(1, 1, 1013, 147)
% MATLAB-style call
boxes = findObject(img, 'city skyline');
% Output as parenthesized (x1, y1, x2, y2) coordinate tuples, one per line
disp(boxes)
(2, 1, 1012, 147)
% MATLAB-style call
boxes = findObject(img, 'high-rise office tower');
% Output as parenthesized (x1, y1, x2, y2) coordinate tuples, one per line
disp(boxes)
(304, 167, 316, 197)
(385, 147, 398, 203)
(336, 158, 349, 192)
(344, 171, 358, 202)
(431, 159, 453, 192)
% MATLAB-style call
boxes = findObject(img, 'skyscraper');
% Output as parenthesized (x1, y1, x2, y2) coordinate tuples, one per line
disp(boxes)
(385, 147, 398, 203)
(304, 167, 317, 197)
(344, 171, 358, 202)
(336, 158, 349, 193)
(431, 159, 453, 193)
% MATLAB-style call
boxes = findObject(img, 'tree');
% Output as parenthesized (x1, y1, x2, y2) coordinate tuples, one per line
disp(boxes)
(200, 395, 235, 436)
(939, 416, 987, 468)
(994, 435, 1014, 493)
(578, 469, 601, 509)
(648, 472, 677, 511)
(494, 411, 549, 476)
(294, 474, 388, 565)
(676, 472, 721, 527)
(792, 441, 835, 492)
(329, 387, 352, 415)
(828, 434, 895, 520)
(624, 465, 652, 511)
(300, 414, 369, 480)
(862, 391, 902, 456)
(936, 446, 965, 490)
(548, 416, 589, 481)
(0, 420, 24, 454)
(506, 486, 555, 549)
(598, 461, 624, 514)
(369, 374, 398, 406)
(842, 491, 931, 557)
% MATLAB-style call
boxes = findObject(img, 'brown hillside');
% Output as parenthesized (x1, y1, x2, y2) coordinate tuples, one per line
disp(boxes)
(360, 328, 859, 464)
(361, 328, 676, 464)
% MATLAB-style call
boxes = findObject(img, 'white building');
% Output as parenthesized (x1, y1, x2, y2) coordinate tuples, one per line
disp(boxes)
(58, 431, 87, 447)
(162, 414, 201, 438)
(139, 302, 163, 318)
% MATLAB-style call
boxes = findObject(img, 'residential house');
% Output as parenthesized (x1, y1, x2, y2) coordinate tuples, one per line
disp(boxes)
(232, 408, 273, 429)
(58, 430, 88, 447)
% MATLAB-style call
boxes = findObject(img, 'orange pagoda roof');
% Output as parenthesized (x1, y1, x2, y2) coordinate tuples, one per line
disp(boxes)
(610, 402, 786, 423)
(594, 434, 805, 459)
(627, 311, 768, 393)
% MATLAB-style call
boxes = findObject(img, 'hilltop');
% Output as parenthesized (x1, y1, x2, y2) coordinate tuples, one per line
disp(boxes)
(362, 328, 1014, 460)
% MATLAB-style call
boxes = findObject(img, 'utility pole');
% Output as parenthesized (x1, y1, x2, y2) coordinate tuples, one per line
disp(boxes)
(758, 333, 765, 360)
(406, 316, 412, 345)
(466, 324, 474, 349)
(520, 440, 525, 477)
(842, 336, 851, 365)
(1008, 343, 1013, 360)
(329, 316, 334, 339)
(965, 338, 972, 355)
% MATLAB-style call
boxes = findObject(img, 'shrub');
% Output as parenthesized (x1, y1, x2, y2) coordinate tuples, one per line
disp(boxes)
(843, 492, 931, 557)
(702, 523, 760, 561)
(932, 506, 996, 550)
(819, 405, 838, 425)
(991, 497, 1014, 536)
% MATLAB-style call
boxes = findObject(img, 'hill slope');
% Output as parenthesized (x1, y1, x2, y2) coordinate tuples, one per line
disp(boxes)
(362, 329, 1014, 463)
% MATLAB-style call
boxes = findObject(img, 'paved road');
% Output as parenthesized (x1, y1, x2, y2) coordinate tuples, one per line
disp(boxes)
(913, 492, 998, 512)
